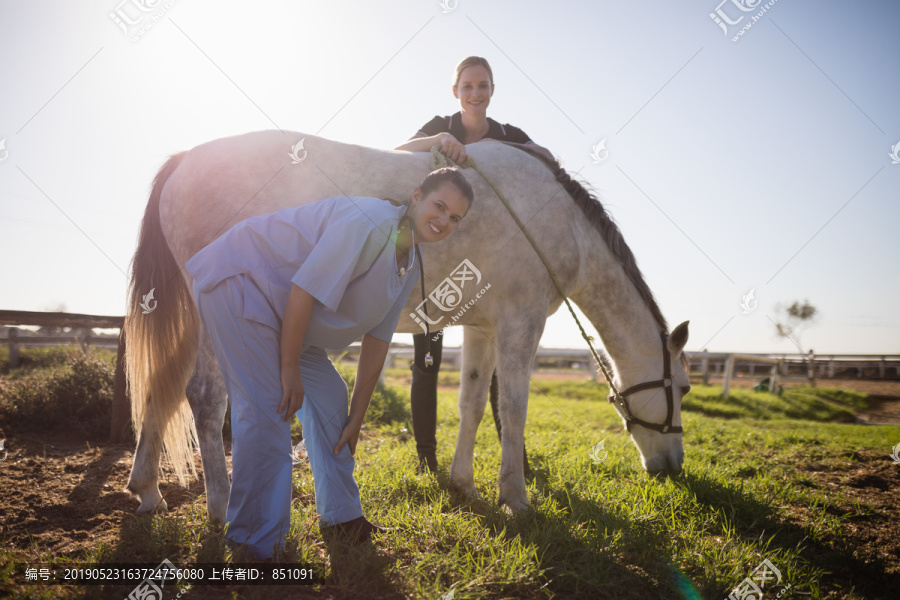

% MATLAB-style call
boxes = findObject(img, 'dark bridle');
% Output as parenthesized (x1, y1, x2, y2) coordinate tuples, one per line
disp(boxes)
(607, 332, 689, 435)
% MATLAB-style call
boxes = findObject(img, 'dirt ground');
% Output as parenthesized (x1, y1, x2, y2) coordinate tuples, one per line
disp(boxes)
(1, 377, 898, 597)
(0, 429, 218, 557)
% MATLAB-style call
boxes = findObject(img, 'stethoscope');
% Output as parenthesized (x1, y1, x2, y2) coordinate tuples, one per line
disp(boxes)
(399, 215, 434, 368)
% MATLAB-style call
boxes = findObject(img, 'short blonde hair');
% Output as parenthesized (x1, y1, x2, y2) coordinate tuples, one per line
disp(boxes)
(453, 56, 494, 88)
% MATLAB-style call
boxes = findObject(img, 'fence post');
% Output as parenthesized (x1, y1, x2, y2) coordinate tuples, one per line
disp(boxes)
(722, 354, 735, 398)
(109, 329, 131, 444)
(8, 328, 19, 368)
(78, 328, 92, 354)
(771, 361, 780, 393)
(379, 352, 392, 385)
(701, 354, 709, 385)
(807, 349, 815, 387)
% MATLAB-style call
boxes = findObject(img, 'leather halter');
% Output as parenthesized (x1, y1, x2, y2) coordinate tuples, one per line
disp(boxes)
(607, 332, 687, 435)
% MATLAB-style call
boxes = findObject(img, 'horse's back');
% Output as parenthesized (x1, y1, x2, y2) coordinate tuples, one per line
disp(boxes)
(160, 131, 426, 265)
(157, 131, 571, 332)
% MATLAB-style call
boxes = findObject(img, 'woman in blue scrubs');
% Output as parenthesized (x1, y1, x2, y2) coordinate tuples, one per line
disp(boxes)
(186, 167, 474, 558)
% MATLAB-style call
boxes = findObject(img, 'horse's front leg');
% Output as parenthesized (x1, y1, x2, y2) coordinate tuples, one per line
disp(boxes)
(495, 311, 545, 512)
(450, 325, 496, 499)
(185, 328, 230, 524)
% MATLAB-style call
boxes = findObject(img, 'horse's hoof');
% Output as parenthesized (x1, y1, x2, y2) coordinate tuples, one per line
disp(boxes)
(449, 478, 480, 500)
(136, 498, 168, 514)
(498, 495, 530, 513)
(455, 486, 480, 501)
(207, 509, 226, 526)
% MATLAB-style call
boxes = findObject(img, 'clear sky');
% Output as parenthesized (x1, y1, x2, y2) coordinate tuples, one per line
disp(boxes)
(1, 0, 898, 355)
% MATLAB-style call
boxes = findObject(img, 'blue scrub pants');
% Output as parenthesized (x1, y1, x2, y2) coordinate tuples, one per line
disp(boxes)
(194, 275, 364, 559)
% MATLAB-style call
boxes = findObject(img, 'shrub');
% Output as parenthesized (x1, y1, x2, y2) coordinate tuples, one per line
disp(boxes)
(0, 349, 114, 438)
(0, 343, 93, 374)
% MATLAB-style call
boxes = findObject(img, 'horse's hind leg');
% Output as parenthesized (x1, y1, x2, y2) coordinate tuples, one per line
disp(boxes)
(186, 327, 230, 524)
(127, 404, 168, 513)
(450, 325, 495, 498)
(127, 327, 229, 520)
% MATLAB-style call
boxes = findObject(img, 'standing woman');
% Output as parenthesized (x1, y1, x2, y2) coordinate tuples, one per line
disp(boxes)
(186, 167, 473, 558)
(395, 56, 550, 474)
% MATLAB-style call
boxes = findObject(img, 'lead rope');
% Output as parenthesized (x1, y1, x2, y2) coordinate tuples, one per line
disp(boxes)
(430, 146, 622, 400)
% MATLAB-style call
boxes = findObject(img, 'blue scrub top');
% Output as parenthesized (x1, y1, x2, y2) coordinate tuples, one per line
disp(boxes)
(186, 196, 420, 350)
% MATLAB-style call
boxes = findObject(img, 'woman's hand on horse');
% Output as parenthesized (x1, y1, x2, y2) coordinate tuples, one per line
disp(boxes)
(439, 132, 467, 163)
(279, 366, 305, 421)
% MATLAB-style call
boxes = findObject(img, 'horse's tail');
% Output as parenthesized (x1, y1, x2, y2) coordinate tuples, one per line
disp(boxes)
(125, 151, 200, 485)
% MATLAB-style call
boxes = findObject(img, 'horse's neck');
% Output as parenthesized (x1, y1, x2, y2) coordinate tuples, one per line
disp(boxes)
(569, 224, 664, 387)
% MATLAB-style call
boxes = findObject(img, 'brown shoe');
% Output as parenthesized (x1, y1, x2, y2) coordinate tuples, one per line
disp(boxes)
(321, 516, 387, 543)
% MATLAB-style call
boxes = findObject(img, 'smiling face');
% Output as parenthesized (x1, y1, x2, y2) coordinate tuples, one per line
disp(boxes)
(453, 64, 494, 118)
(408, 181, 471, 243)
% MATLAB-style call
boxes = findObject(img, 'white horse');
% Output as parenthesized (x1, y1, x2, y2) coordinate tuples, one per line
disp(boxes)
(124, 131, 690, 521)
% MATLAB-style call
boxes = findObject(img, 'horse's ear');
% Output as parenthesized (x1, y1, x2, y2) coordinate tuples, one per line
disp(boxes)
(668, 321, 689, 355)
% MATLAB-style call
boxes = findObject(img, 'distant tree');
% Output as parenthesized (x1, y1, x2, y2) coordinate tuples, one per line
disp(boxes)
(774, 300, 817, 353)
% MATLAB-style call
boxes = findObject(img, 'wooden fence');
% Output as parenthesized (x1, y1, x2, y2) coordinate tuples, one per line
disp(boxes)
(4, 309, 900, 444)
(686, 350, 900, 396)
(1, 310, 122, 368)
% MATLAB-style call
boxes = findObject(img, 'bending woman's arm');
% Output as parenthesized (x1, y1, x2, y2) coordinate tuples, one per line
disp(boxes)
(333, 334, 390, 455)
(279, 284, 315, 421)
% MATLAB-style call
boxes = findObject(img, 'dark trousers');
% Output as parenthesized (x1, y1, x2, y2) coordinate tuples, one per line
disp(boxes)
(410, 333, 529, 474)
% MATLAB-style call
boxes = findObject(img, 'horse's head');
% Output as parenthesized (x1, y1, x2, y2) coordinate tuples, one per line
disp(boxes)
(610, 321, 690, 477)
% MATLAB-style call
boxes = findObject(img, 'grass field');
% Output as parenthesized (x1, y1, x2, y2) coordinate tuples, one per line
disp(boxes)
(0, 347, 898, 599)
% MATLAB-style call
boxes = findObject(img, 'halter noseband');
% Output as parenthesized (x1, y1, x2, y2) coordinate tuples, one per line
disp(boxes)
(607, 332, 687, 435)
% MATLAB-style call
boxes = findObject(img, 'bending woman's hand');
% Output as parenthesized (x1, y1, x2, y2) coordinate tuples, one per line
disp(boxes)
(279, 285, 315, 421)
(438, 132, 467, 164)
(333, 414, 363, 456)
(279, 366, 305, 421)
(332, 334, 389, 456)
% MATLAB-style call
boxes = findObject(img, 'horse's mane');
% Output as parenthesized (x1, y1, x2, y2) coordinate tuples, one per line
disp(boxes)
(504, 142, 669, 333)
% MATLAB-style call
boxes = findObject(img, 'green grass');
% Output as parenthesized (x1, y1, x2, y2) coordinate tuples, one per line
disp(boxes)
(683, 384, 867, 422)
(1, 361, 897, 599)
